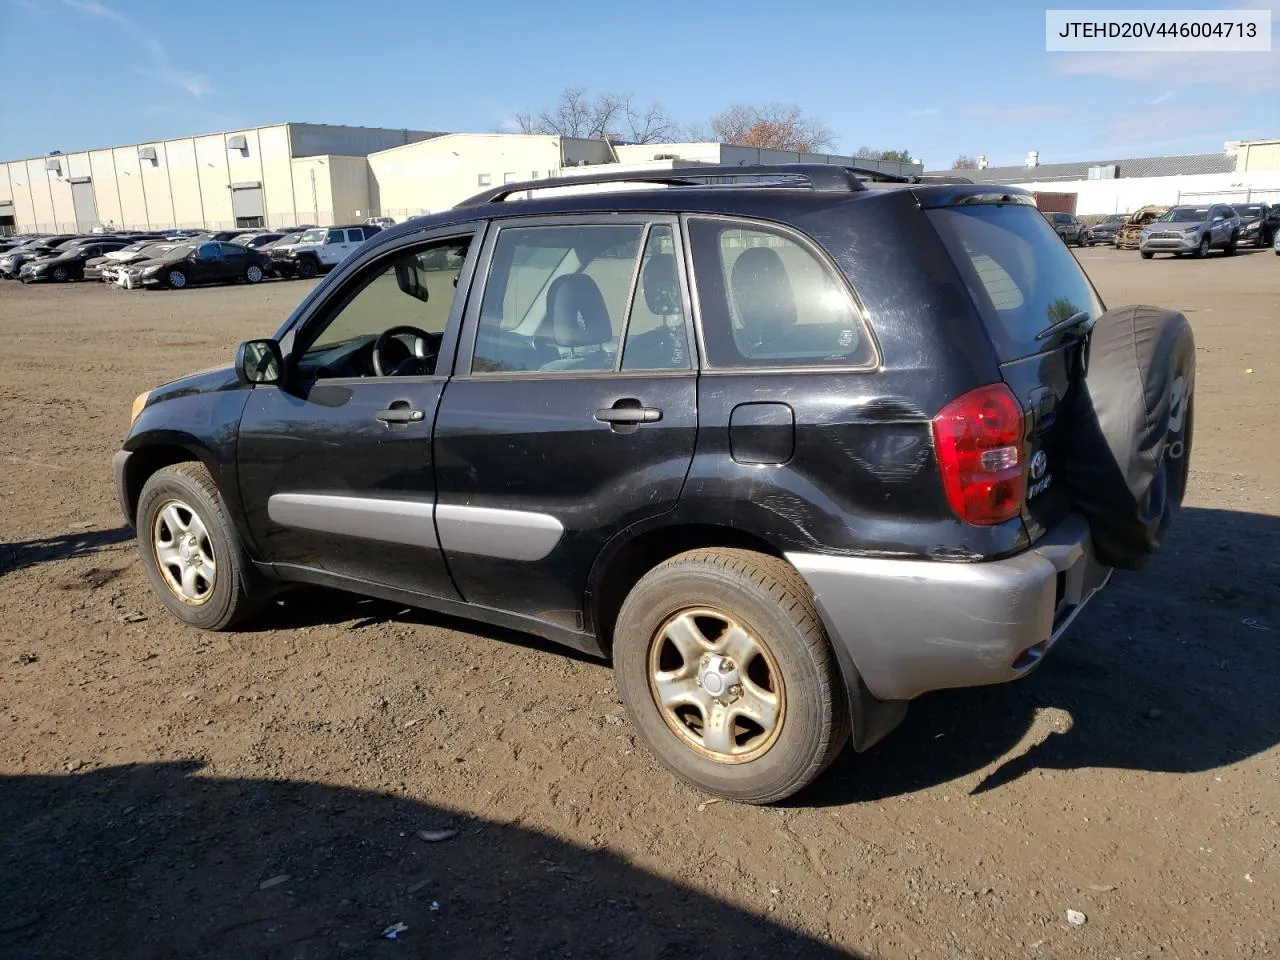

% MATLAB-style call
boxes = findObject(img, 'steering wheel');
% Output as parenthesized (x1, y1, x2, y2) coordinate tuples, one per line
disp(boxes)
(372, 325, 436, 377)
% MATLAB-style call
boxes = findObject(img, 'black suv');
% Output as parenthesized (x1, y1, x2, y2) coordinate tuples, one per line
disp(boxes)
(113, 165, 1194, 803)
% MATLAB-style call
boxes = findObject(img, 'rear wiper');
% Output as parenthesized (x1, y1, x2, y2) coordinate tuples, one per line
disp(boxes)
(1036, 310, 1092, 341)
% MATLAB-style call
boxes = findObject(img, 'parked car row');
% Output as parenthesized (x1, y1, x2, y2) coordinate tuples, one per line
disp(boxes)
(0, 224, 391, 289)
(1045, 202, 1280, 260)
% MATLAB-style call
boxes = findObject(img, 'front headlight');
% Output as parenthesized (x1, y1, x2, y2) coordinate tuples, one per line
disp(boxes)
(130, 391, 151, 424)
(1242, 221, 1259, 231)
(1183, 227, 1201, 236)
(142, 264, 163, 275)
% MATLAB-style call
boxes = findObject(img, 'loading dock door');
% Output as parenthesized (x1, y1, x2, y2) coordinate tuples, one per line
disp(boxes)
(71, 180, 98, 231)
(231, 183, 265, 225)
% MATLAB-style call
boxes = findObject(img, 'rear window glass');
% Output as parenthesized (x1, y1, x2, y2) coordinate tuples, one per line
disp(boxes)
(687, 218, 873, 369)
(927, 203, 1103, 361)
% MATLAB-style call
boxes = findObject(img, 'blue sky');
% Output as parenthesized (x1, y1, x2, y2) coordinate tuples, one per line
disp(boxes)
(1, 0, 1276, 167)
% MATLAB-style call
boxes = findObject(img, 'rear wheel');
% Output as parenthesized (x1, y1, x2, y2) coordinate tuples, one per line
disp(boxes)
(613, 548, 849, 804)
(245, 263, 263, 283)
(51, 266, 68, 282)
(167, 268, 188, 289)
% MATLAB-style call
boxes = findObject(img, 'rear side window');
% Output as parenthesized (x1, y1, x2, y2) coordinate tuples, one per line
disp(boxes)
(348, 228, 364, 242)
(926, 203, 1103, 361)
(687, 218, 873, 369)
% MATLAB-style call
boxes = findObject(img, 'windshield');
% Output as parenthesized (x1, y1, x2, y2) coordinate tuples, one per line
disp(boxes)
(1160, 206, 1209, 222)
(1232, 204, 1263, 218)
(299, 229, 326, 243)
(1101, 215, 1125, 224)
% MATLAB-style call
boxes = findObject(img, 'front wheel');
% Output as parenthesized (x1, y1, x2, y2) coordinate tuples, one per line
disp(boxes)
(245, 263, 263, 283)
(135, 462, 259, 630)
(167, 268, 188, 289)
(613, 549, 849, 804)
(1195, 236, 1210, 259)
(296, 257, 319, 279)
(51, 266, 68, 282)
(1141, 250, 1154, 260)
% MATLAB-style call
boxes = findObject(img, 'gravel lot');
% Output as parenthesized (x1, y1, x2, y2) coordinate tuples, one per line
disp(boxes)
(2, 249, 1278, 959)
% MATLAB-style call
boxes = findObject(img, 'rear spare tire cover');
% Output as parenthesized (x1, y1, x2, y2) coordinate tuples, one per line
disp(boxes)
(1061, 305, 1194, 570)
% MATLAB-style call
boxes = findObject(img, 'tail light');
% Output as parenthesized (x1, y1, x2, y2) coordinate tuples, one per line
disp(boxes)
(931, 383, 1026, 525)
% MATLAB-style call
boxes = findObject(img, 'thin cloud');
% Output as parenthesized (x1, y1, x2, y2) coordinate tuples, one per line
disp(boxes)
(1149, 90, 1177, 105)
(61, 0, 211, 99)
(960, 104, 1074, 123)
(909, 107, 940, 117)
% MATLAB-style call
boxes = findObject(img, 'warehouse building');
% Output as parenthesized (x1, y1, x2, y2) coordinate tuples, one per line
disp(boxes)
(0, 121, 924, 234)
(925, 138, 1280, 216)
(0, 123, 441, 234)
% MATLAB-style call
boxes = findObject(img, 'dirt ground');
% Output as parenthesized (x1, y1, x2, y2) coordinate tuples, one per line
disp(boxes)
(1, 249, 1277, 960)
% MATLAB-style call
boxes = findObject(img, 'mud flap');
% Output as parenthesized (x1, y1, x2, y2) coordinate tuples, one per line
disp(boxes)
(1061, 306, 1195, 570)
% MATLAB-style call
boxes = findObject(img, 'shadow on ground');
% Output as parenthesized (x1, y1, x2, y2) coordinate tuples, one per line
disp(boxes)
(1, 526, 133, 576)
(796, 505, 1280, 806)
(0, 762, 857, 960)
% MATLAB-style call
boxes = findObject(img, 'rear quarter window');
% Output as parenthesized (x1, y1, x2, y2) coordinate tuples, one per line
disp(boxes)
(687, 217, 874, 369)
(926, 203, 1103, 361)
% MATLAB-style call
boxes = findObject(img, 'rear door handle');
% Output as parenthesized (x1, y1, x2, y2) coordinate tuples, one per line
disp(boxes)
(595, 404, 662, 424)
(376, 406, 425, 424)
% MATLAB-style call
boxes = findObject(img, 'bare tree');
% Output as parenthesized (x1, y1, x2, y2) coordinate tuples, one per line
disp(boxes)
(709, 104, 836, 153)
(514, 87, 678, 144)
(853, 146, 883, 160)
(952, 155, 978, 170)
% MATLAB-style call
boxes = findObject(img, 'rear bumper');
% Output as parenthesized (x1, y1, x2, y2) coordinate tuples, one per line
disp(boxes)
(788, 513, 1111, 702)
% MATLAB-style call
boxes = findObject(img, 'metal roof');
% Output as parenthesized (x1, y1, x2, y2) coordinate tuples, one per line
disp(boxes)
(926, 152, 1238, 183)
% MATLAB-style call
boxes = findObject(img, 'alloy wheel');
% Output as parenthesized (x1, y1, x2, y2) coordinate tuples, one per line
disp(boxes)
(647, 608, 785, 763)
(151, 499, 217, 605)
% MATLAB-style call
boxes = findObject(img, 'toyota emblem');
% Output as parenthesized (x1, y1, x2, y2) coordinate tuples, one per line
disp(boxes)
(1030, 450, 1049, 481)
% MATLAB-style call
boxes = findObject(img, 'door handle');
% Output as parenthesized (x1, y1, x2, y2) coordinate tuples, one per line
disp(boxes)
(376, 406, 425, 424)
(596, 402, 662, 425)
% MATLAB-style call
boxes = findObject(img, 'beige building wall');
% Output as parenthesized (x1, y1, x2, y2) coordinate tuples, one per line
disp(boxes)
(88, 150, 123, 228)
(291, 157, 337, 226)
(259, 126, 297, 226)
(1238, 139, 1280, 172)
(328, 155, 371, 222)
(368, 134, 597, 218)
(138, 141, 176, 229)
(193, 135, 232, 228)
(111, 146, 149, 229)
(26, 159, 58, 230)
(162, 140, 205, 229)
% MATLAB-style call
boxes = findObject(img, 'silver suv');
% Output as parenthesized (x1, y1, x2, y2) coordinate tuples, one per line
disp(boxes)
(1140, 203, 1241, 259)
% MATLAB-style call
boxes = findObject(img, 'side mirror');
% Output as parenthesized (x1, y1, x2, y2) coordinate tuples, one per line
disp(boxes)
(236, 339, 283, 386)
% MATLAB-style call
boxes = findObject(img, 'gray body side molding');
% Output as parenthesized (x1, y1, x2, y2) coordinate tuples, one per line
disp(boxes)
(267, 495, 564, 561)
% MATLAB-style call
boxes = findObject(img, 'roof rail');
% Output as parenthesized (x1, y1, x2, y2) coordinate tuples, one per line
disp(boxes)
(458, 163, 912, 206)
(910, 174, 974, 184)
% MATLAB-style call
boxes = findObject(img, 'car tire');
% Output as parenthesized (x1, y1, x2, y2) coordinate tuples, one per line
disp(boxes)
(1224, 236, 1237, 255)
(613, 548, 850, 805)
(51, 266, 68, 282)
(296, 256, 319, 279)
(1195, 236, 1210, 258)
(135, 462, 260, 631)
(1141, 251, 1154, 259)
(167, 268, 188, 289)
(245, 264, 264, 284)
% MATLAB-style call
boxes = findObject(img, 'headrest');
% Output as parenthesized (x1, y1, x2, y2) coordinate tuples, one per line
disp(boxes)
(642, 253, 681, 315)
(730, 247, 796, 339)
(547, 273, 613, 347)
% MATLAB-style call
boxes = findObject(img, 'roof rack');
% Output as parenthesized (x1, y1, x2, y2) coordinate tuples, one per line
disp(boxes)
(910, 174, 974, 184)
(459, 163, 916, 206)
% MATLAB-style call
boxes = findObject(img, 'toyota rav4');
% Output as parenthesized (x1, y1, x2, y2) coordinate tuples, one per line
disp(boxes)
(113, 165, 1194, 803)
